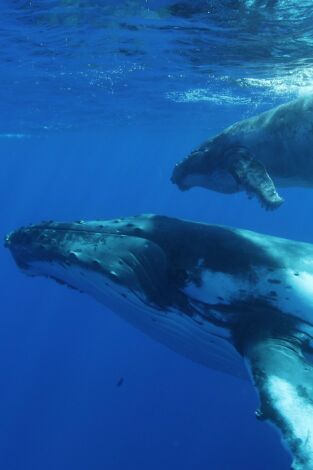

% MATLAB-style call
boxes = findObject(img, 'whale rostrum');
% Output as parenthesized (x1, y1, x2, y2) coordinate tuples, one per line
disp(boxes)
(5, 214, 313, 469)
(172, 96, 313, 210)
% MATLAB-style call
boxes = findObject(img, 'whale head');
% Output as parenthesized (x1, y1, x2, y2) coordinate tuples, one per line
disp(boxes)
(171, 136, 284, 210)
(171, 137, 240, 194)
(4, 216, 173, 312)
(5, 214, 313, 469)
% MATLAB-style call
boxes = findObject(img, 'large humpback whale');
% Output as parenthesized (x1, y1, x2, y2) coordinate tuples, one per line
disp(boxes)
(171, 96, 313, 210)
(5, 214, 313, 469)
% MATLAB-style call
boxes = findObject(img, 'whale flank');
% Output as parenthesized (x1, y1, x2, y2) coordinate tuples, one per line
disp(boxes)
(5, 214, 313, 469)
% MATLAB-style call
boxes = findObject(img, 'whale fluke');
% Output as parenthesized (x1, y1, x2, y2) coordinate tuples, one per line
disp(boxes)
(5, 214, 313, 468)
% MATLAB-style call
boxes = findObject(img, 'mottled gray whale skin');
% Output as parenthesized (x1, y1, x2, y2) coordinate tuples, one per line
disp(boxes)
(172, 96, 313, 209)
(5, 214, 313, 469)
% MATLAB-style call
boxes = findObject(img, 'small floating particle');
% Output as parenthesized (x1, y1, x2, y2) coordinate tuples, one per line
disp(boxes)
(116, 377, 124, 387)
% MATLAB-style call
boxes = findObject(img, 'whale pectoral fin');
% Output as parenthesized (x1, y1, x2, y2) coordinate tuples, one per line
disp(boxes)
(245, 336, 313, 470)
(228, 152, 283, 210)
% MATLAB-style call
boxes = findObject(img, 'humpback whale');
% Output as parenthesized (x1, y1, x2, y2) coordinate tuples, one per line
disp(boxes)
(171, 96, 313, 210)
(5, 214, 313, 469)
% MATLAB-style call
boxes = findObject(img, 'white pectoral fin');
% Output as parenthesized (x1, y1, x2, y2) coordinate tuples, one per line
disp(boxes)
(227, 148, 284, 210)
(245, 336, 313, 470)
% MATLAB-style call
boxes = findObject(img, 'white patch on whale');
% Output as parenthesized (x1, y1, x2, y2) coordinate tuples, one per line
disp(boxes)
(184, 270, 246, 305)
(268, 376, 313, 468)
(184, 267, 313, 327)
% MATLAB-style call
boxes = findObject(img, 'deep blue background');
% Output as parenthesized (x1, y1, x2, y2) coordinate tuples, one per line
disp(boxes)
(2, 2, 313, 466)
(1, 107, 312, 470)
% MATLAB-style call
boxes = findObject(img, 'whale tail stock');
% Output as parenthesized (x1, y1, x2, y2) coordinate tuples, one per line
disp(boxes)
(244, 331, 313, 470)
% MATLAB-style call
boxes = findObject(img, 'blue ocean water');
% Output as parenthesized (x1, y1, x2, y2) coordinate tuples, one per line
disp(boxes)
(1, 1, 313, 469)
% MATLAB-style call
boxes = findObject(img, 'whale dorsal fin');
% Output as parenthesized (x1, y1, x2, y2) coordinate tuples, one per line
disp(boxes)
(226, 148, 284, 210)
(245, 335, 313, 470)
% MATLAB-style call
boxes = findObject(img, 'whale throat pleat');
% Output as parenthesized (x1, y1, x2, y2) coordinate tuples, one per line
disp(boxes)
(30, 260, 247, 379)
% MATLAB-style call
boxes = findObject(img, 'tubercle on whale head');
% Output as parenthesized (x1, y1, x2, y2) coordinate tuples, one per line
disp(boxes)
(171, 140, 218, 190)
(4, 220, 120, 272)
(4, 218, 170, 307)
(4, 223, 51, 270)
(171, 155, 199, 190)
(4, 233, 11, 248)
(5, 223, 59, 272)
(171, 136, 241, 194)
(171, 134, 232, 188)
